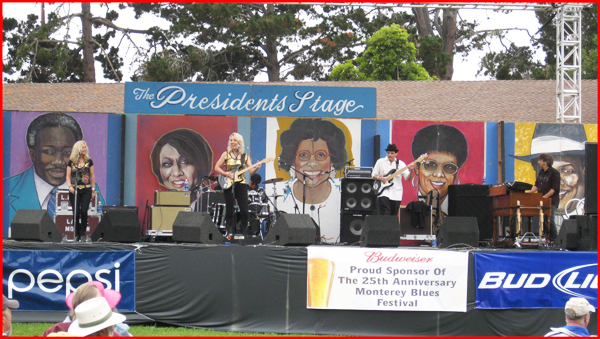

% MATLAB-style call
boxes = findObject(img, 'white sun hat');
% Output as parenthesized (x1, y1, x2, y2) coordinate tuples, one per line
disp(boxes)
(68, 297, 126, 337)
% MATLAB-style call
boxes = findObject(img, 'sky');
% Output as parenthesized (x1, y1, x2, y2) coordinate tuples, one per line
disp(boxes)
(2, 2, 547, 82)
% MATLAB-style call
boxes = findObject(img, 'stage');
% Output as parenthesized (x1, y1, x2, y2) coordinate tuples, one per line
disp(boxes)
(3, 240, 597, 336)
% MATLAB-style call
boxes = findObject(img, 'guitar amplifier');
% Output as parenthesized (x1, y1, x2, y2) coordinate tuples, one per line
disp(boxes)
(150, 206, 192, 233)
(344, 167, 373, 179)
(154, 190, 192, 206)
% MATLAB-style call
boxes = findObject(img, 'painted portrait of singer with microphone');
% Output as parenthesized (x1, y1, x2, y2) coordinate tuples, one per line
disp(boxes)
(150, 129, 213, 202)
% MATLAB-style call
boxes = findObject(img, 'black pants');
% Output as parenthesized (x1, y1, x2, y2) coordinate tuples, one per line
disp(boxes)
(69, 188, 93, 239)
(224, 183, 249, 235)
(378, 196, 401, 216)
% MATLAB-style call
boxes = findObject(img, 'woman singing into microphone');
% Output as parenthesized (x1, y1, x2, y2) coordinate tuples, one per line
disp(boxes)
(215, 133, 261, 239)
(66, 141, 96, 242)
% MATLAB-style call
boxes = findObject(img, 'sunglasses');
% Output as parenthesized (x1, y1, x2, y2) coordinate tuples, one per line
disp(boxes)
(421, 160, 458, 175)
(297, 150, 329, 162)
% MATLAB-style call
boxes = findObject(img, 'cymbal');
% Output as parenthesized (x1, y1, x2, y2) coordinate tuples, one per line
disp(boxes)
(263, 177, 283, 184)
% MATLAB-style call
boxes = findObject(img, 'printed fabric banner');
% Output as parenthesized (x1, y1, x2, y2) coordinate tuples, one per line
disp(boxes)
(3, 250, 135, 311)
(474, 252, 597, 309)
(306, 246, 469, 312)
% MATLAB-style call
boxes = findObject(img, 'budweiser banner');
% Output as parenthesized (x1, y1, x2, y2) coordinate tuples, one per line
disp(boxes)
(306, 246, 469, 312)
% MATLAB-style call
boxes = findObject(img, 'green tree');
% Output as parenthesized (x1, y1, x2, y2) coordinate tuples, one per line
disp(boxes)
(3, 3, 149, 83)
(330, 24, 434, 81)
(129, 3, 412, 82)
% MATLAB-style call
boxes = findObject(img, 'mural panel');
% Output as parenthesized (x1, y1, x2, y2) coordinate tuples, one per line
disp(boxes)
(263, 117, 360, 242)
(135, 115, 237, 230)
(392, 121, 486, 215)
(511, 123, 597, 219)
(4, 112, 110, 230)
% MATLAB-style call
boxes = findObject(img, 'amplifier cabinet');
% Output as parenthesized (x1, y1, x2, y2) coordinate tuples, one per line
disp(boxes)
(155, 190, 192, 206)
(151, 206, 192, 232)
(54, 212, 101, 240)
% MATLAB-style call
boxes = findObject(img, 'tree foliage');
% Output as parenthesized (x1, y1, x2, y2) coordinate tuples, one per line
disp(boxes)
(128, 3, 415, 82)
(3, 3, 147, 83)
(330, 24, 434, 81)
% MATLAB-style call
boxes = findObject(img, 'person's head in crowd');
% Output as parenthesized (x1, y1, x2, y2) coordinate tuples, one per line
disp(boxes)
(411, 124, 468, 201)
(249, 173, 261, 190)
(564, 297, 595, 328)
(278, 118, 347, 188)
(66, 281, 121, 321)
(68, 297, 126, 337)
(26, 112, 83, 186)
(3, 294, 20, 336)
(151, 129, 213, 191)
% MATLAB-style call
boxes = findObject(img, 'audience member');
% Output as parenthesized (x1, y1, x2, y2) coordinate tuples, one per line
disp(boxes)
(68, 297, 126, 337)
(545, 297, 595, 337)
(3, 295, 19, 336)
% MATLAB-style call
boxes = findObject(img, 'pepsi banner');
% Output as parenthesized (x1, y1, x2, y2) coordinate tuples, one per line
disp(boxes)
(124, 82, 376, 118)
(3, 250, 135, 311)
(474, 252, 597, 309)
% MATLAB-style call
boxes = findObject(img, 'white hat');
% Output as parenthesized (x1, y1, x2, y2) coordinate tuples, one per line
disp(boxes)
(68, 297, 126, 337)
(565, 297, 596, 318)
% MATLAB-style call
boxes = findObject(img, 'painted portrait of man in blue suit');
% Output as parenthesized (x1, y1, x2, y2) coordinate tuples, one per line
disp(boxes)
(7, 112, 105, 231)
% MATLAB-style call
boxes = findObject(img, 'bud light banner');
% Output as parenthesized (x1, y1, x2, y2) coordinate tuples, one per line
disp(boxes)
(124, 82, 376, 118)
(3, 250, 135, 311)
(474, 252, 597, 309)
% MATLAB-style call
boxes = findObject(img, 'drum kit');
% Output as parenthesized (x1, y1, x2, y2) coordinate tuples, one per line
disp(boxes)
(198, 175, 285, 239)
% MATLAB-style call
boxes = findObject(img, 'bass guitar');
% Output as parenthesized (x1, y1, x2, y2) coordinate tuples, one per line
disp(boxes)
(218, 157, 274, 190)
(372, 153, 427, 196)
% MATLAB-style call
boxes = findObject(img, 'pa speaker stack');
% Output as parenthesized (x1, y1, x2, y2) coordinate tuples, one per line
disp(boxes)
(448, 184, 493, 241)
(437, 217, 479, 248)
(340, 178, 376, 244)
(360, 215, 400, 247)
(11, 209, 62, 242)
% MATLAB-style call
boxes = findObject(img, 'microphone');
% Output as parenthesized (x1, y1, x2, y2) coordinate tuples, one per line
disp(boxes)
(78, 147, 82, 153)
(237, 145, 240, 149)
(344, 158, 354, 166)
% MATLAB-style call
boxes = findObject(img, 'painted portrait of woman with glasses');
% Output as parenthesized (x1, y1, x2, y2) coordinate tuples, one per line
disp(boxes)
(410, 124, 468, 215)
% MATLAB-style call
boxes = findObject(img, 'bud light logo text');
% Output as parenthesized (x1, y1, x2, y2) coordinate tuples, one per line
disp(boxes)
(3, 250, 135, 311)
(474, 252, 597, 309)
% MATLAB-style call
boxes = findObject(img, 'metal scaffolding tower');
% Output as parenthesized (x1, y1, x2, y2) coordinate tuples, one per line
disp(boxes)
(556, 4, 585, 123)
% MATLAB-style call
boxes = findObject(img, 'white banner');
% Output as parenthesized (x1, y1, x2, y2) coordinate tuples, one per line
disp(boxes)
(307, 246, 469, 312)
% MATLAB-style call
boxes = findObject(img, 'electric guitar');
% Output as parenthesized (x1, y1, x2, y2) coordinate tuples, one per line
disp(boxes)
(218, 158, 274, 190)
(372, 153, 427, 196)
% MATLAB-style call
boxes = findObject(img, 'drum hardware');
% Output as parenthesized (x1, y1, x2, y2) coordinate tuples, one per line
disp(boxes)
(263, 177, 283, 184)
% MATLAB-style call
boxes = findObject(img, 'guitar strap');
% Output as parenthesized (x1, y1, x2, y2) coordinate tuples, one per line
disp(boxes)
(396, 159, 399, 170)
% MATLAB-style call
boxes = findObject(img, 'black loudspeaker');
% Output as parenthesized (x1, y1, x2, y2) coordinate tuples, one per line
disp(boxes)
(341, 178, 376, 213)
(578, 214, 597, 251)
(91, 210, 141, 242)
(585, 142, 597, 214)
(263, 214, 316, 246)
(556, 218, 579, 250)
(447, 184, 493, 240)
(172, 212, 223, 244)
(340, 213, 370, 244)
(10, 209, 62, 242)
(438, 217, 479, 248)
(360, 215, 400, 247)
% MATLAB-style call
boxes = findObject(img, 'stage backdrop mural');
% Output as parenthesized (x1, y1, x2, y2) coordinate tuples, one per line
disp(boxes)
(511, 123, 597, 221)
(392, 121, 486, 216)
(135, 115, 237, 233)
(3, 111, 120, 238)
(263, 117, 361, 243)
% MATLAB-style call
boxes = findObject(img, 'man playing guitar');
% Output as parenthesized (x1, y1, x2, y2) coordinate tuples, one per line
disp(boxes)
(372, 143, 416, 216)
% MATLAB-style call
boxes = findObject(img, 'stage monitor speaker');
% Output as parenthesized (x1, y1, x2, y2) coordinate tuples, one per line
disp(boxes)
(360, 215, 400, 247)
(438, 217, 479, 248)
(172, 212, 223, 244)
(585, 142, 597, 214)
(91, 210, 141, 242)
(556, 218, 579, 250)
(263, 214, 316, 246)
(340, 213, 370, 244)
(341, 178, 376, 213)
(447, 184, 493, 241)
(578, 214, 597, 251)
(10, 209, 62, 242)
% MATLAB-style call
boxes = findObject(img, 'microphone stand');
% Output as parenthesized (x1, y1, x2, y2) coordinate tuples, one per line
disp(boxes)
(289, 166, 317, 215)
(72, 161, 80, 242)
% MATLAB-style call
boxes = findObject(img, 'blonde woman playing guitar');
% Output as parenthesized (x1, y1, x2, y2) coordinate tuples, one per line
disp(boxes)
(215, 133, 268, 239)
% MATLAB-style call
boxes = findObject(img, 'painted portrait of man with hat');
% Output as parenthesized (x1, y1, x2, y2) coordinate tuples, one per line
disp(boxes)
(511, 123, 592, 216)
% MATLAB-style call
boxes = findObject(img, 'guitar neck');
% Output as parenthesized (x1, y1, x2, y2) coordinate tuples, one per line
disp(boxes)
(385, 165, 410, 181)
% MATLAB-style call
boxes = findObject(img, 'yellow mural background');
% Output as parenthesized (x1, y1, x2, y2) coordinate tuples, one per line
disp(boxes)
(273, 117, 354, 181)
(514, 123, 598, 183)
